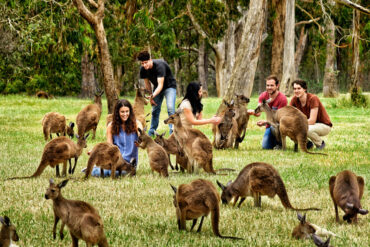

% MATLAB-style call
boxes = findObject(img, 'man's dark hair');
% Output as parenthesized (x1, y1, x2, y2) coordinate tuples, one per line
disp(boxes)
(137, 51, 151, 61)
(266, 75, 279, 86)
(292, 79, 307, 91)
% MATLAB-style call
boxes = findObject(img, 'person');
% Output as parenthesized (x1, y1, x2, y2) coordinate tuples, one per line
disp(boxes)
(87, 99, 139, 177)
(138, 50, 177, 136)
(290, 79, 332, 150)
(177, 82, 221, 128)
(248, 75, 287, 149)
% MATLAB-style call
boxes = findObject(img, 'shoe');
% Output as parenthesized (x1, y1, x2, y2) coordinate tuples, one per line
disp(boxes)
(307, 141, 314, 150)
(273, 145, 282, 150)
(316, 141, 326, 150)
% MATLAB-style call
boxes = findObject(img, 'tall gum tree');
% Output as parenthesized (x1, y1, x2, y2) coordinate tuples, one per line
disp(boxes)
(73, 0, 117, 113)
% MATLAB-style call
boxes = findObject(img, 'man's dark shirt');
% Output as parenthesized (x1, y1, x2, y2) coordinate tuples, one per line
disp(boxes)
(140, 59, 177, 91)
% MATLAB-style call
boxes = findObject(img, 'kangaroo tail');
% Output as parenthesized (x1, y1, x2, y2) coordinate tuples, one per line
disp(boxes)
(276, 175, 321, 211)
(215, 168, 236, 172)
(7, 176, 34, 180)
(212, 205, 243, 240)
(299, 139, 327, 156)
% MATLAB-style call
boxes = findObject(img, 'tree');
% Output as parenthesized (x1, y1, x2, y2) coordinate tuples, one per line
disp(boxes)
(72, 0, 117, 113)
(271, 0, 286, 79)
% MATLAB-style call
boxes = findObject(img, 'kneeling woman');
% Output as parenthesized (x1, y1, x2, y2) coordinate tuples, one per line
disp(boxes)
(89, 99, 139, 177)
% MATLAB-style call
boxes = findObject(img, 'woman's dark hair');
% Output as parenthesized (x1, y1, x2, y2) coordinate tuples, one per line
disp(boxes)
(112, 99, 137, 135)
(292, 79, 308, 92)
(180, 82, 203, 115)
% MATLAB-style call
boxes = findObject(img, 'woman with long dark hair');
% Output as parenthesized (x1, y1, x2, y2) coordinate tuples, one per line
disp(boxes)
(178, 82, 221, 128)
(88, 99, 139, 177)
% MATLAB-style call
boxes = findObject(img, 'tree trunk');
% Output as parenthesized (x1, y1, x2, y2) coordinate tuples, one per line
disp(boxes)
(80, 52, 96, 98)
(350, 8, 360, 92)
(294, 26, 308, 77)
(174, 58, 182, 96)
(271, 0, 286, 79)
(73, 0, 118, 113)
(322, 14, 339, 96)
(114, 64, 124, 96)
(219, 0, 267, 113)
(198, 38, 209, 96)
(280, 0, 296, 96)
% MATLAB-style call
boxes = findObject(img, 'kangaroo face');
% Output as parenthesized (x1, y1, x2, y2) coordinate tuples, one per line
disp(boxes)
(154, 135, 165, 146)
(45, 183, 60, 200)
(343, 203, 368, 223)
(220, 189, 233, 204)
(236, 95, 250, 104)
(164, 113, 180, 125)
(0, 217, 19, 242)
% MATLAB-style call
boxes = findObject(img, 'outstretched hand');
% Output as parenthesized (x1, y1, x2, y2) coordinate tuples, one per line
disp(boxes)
(256, 120, 267, 127)
(211, 115, 222, 125)
(150, 95, 157, 106)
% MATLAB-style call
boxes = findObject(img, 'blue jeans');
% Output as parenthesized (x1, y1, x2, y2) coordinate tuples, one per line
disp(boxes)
(262, 126, 281, 149)
(148, 87, 176, 136)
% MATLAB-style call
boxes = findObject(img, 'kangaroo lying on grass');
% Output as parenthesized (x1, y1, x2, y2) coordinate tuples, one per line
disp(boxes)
(84, 142, 136, 179)
(254, 100, 326, 155)
(212, 100, 238, 149)
(170, 179, 242, 240)
(154, 132, 187, 171)
(9, 134, 89, 179)
(76, 90, 103, 139)
(45, 179, 108, 247)
(36, 90, 53, 99)
(134, 128, 169, 177)
(292, 213, 336, 240)
(0, 216, 19, 247)
(234, 94, 250, 149)
(329, 170, 368, 223)
(217, 162, 320, 211)
(42, 112, 74, 141)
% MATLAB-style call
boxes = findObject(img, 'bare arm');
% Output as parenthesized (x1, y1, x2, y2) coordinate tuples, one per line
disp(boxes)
(152, 77, 164, 98)
(106, 123, 113, 144)
(183, 108, 220, 125)
(308, 107, 318, 125)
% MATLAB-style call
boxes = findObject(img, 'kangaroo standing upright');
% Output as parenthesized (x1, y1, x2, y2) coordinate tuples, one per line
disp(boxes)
(234, 94, 250, 149)
(217, 162, 320, 211)
(170, 179, 242, 239)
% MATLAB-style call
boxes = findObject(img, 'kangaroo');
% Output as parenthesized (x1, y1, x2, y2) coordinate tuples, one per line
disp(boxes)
(212, 100, 238, 149)
(84, 142, 136, 179)
(234, 94, 250, 149)
(133, 87, 150, 130)
(76, 90, 103, 139)
(170, 179, 242, 240)
(134, 128, 169, 177)
(36, 90, 51, 99)
(154, 132, 188, 171)
(45, 179, 108, 247)
(254, 100, 326, 155)
(329, 170, 368, 223)
(0, 216, 19, 247)
(42, 112, 74, 140)
(164, 111, 215, 174)
(217, 162, 320, 211)
(292, 213, 336, 240)
(9, 134, 89, 179)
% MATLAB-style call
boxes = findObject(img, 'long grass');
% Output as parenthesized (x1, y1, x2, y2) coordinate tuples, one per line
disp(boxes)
(0, 94, 369, 247)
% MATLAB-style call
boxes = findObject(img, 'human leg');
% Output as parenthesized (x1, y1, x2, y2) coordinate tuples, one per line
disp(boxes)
(261, 127, 278, 149)
(164, 87, 176, 134)
(148, 92, 165, 136)
(308, 123, 331, 147)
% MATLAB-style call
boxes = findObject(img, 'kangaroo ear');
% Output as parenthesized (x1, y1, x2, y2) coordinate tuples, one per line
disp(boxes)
(49, 178, 55, 185)
(75, 134, 80, 139)
(84, 133, 90, 140)
(3, 216, 11, 226)
(230, 99, 234, 106)
(162, 131, 166, 137)
(297, 212, 305, 223)
(324, 236, 331, 247)
(312, 234, 324, 246)
(170, 184, 177, 194)
(226, 180, 232, 186)
(359, 208, 369, 215)
(69, 122, 75, 128)
(216, 180, 226, 191)
(58, 179, 69, 188)
(0, 216, 4, 225)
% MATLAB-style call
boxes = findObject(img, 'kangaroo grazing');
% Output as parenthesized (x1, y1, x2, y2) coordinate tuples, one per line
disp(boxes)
(0, 216, 19, 247)
(212, 100, 238, 149)
(84, 142, 136, 179)
(76, 90, 103, 139)
(329, 170, 368, 223)
(164, 111, 215, 174)
(42, 112, 75, 141)
(170, 179, 242, 240)
(234, 94, 250, 149)
(9, 134, 89, 179)
(154, 132, 187, 171)
(254, 100, 326, 155)
(217, 162, 320, 211)
(134, 128, 169, 177)
(45, 179, 108, 247)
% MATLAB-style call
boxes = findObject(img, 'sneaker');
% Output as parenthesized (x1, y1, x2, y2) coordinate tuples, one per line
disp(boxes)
(273, 145, 282, 150)
(307, 141, 314, 150)
(316, 141, 326, 150)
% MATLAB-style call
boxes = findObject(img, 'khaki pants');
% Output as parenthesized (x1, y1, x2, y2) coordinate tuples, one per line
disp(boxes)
(308, 123, 331, 146)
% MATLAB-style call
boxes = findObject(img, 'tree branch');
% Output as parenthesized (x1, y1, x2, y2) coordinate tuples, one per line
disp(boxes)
(295, 17, 320, 26)
(72, 0, 96, 24)
(87, 0, 98, 9)
(186, 2, 209, 41)
(334, 0, 370, 15)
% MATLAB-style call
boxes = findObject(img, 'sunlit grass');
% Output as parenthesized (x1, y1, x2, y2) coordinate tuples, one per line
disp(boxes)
(0, 94, 369, 246)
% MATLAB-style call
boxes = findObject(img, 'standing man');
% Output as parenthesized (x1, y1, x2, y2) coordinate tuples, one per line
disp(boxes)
(138, 51, 177, 136)
(248, 75, 287, 149)
(290, 79, 332, 150)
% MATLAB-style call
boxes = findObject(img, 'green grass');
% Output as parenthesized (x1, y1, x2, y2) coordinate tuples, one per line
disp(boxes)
(0, 94, 369, 247)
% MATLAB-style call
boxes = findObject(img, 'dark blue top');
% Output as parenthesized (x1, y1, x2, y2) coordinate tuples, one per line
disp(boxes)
(140, 59, 177, 91)
(113, 127, 139, 164)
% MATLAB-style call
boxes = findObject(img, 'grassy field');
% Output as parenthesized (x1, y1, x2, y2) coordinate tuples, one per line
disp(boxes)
(0, 94, 369, 247)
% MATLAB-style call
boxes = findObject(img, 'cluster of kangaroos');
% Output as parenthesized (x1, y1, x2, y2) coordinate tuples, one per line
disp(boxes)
(1, 90, 368, 247)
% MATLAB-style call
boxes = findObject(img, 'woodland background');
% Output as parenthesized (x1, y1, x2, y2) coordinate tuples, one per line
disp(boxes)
(0, 0, 369, 112)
